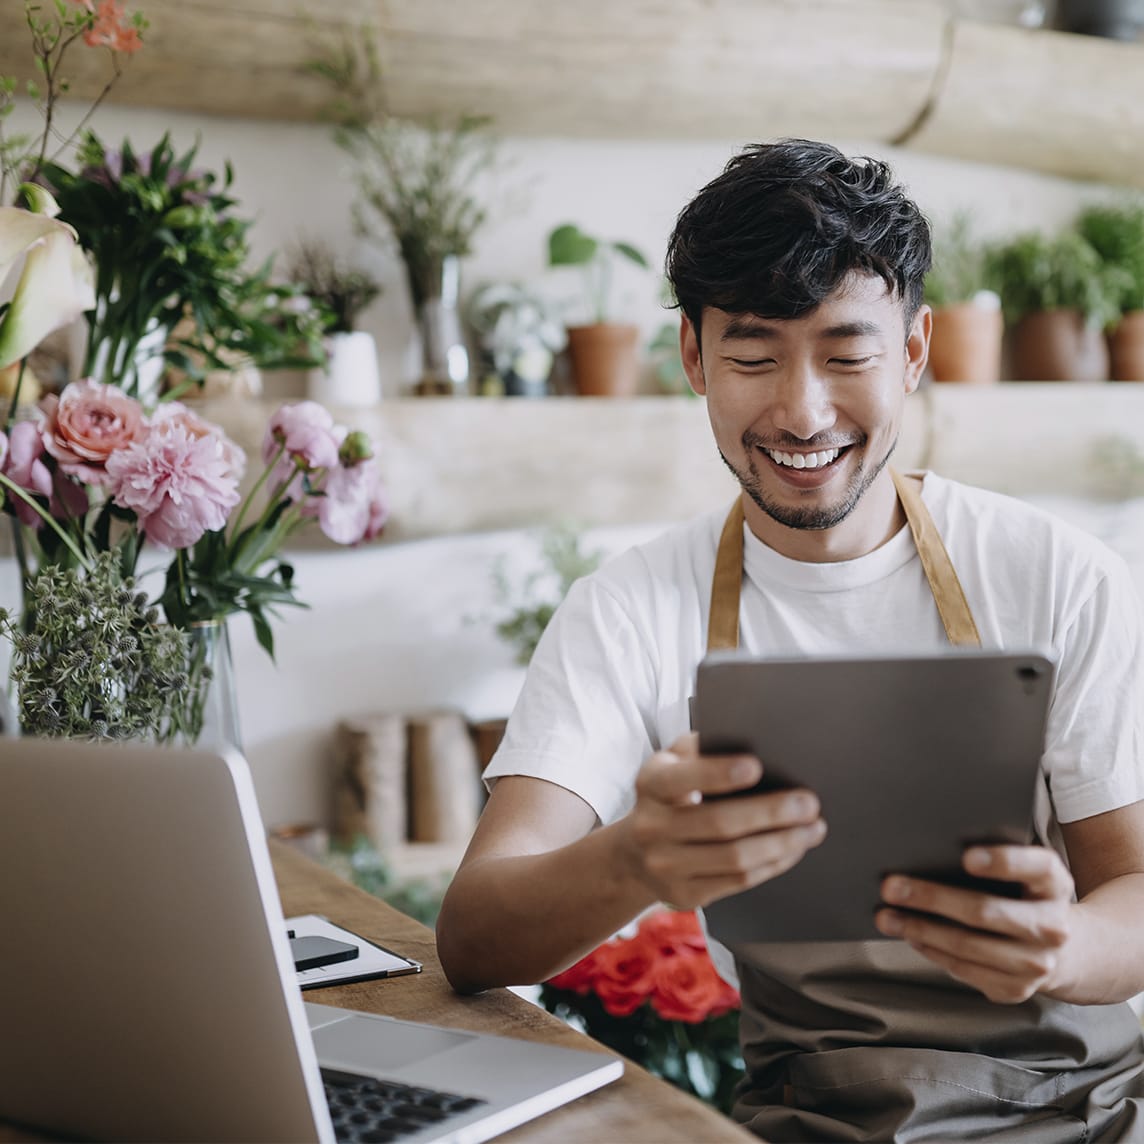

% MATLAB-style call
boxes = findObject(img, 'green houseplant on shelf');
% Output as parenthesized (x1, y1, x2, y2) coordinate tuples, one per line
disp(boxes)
(548, 223, 651, 397)
(985, 229, 1128, 381)
(1077, 201, 1144, 382)
(923, 213, 1003, 384)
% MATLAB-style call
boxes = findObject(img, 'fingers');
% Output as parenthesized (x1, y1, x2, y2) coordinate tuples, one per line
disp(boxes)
(672, 788, 821, 842)
(637, 734, 764, 805)
(962, 845, 1075, 902)
(874, 910, 1065, 1003)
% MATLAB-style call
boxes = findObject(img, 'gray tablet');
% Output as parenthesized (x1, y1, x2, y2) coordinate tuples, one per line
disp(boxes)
(694, 649, 1055, 945)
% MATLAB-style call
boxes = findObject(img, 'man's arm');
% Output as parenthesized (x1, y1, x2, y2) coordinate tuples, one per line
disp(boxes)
(873, 799, 1144, 1005)
(436, 733, 826, 994)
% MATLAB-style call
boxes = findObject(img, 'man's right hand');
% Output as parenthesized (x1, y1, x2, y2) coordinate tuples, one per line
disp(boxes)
(618, 731, 827, 910)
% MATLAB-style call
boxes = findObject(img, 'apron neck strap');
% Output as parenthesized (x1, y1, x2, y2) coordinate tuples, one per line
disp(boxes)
(707, 469, 981, 653)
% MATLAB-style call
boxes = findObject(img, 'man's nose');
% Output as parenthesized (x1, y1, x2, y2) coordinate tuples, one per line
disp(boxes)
(770, 365, 835, 440)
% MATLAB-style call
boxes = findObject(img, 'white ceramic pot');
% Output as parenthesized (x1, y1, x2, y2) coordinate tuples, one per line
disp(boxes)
(307, 330, 382, 407)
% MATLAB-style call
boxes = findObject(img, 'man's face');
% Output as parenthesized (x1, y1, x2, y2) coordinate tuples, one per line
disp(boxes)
(680, 273, 930, 557)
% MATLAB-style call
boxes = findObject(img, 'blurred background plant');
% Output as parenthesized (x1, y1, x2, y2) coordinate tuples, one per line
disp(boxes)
(285, 238, 381, 335)
(467, 281, 566, 397)
(326, 835, 449, 928)
(1077, 201, 1144, 315)
(547, 222, 650, 326)
(924, 212, 1001, 309)
(491, 523, 603, 665)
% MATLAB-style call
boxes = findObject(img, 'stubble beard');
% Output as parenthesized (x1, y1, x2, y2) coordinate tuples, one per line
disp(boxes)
(719, 431, 897, 532)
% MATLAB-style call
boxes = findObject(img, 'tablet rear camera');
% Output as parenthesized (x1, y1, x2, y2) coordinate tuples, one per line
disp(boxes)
(1016, 664, 1043, 682)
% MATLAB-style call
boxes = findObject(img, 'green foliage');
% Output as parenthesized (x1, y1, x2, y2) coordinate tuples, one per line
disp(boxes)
(306, 31, 497, 309)
(39, 131, 325, 397)
(285, 239, 381, 334)
(1076, 202, 1144, 313)
(492, 525, 604, 665)
(326, 837, 447, 928)
(984, 230, 1130, 329)
(547, 223, 651, 325)
(924, 213, 999, 308)
(0, 550, 204, 741)
(540, 987, 743, 1113)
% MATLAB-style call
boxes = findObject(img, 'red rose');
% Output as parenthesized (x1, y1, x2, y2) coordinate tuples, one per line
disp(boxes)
(591, 937, 657, 1017)
(651, 949, 740, 1023)
(638, 909, 708, 955)
(546, 949, 601, 995)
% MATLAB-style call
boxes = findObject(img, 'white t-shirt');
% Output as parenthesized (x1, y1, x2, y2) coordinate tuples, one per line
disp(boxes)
(485, 473, 1144, 971)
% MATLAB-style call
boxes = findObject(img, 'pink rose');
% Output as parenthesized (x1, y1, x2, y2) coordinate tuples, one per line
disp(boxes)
(262, 402, 341, 497)
(41, 378, 147, 485)
(306, 458, 388, 546)
(105, 422, 241, 549)
(150, 401, 246, 481)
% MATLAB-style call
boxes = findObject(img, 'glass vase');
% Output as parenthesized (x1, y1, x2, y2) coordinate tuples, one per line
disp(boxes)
(405, 253, 470, 396)
(179, 620, 243, 753)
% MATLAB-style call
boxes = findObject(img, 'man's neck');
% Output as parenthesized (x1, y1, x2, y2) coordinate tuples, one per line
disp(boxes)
(741, 471, 907, 564)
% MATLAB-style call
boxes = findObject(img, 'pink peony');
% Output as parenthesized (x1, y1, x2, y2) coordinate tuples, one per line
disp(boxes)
(105, 422, 241, 549)
(41, 378, 147, 485)
(3, 420, 54, 528)
(262, 402, 341, 498)
(307, 458, 389, 546)
(150, 401, 246, 481)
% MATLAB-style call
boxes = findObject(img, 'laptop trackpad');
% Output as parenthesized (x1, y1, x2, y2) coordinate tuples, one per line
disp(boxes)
(313, 1014, 474, 1072)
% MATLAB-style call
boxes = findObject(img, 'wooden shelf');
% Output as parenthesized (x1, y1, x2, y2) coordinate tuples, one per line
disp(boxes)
(0, 1, 1141, 188)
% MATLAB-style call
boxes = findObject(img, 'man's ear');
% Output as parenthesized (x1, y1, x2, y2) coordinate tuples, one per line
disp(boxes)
(680, 314, 706, 396)
(904, 304, 932, 395)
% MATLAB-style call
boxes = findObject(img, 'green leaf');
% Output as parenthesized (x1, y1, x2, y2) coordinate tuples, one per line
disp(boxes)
(613, 240, 650, 269)
(250, 607, 275, 660)
(548, 224, 597, 267)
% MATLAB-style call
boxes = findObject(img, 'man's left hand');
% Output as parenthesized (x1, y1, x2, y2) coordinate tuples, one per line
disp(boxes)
(874, 845, 1075, 1004)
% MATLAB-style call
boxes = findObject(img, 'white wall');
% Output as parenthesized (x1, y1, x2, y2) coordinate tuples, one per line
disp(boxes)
(9, 101, 1130, 397)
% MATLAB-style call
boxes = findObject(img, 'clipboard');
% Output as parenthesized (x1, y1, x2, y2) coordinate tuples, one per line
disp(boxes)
(284, 914, 422, 990)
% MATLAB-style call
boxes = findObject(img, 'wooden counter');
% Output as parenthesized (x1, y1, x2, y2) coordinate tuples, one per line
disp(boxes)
(271, 840, 753, 1143)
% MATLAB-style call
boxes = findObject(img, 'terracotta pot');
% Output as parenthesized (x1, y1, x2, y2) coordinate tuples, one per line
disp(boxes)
(565, 323, 641, 396)
(1009, 309, 1109, 382)
(1109, 310, 1144, 382)
(929, 302, 1003, 384)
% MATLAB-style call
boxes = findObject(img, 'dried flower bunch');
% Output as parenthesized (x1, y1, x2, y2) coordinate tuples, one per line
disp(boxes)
(306, 30, 497, 307)
(541, 910, 743, 1111)
(285, 239, 381, 335)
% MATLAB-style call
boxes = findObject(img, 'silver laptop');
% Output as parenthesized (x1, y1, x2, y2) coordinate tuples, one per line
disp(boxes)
(0, 737, 622, 1143)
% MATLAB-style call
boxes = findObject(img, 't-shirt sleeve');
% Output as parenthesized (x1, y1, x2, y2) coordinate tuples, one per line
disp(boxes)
(482, 572, 659, 826)
(1044, 552, 1144, 824)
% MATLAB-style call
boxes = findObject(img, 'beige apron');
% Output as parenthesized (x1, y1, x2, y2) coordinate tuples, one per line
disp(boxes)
(707, 471, 1144, 1143)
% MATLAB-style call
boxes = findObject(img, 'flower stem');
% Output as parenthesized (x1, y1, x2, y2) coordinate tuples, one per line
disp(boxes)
(0, 473, 89, 568)
(229, 441, 286, 549)
(2, 359, 27, 434)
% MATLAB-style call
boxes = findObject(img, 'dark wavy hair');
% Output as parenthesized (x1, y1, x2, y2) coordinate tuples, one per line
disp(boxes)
(665, 139, 932, 341)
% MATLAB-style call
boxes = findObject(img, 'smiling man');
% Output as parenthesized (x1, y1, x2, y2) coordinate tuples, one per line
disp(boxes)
(436, 140, 1144, 1142)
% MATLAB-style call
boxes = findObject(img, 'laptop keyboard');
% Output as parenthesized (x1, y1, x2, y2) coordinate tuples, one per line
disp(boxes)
(322, 1067, 488, 1143)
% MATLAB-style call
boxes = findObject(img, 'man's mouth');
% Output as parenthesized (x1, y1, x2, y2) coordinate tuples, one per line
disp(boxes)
(759, 445, 849, 471)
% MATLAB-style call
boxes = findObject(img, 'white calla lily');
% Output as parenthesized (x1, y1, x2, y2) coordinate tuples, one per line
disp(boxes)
(0, 203, 95, 371)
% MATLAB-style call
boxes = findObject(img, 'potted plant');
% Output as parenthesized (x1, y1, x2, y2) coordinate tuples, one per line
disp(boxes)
(923, 214, 1003, 384)
(1077, 202, 1144, 382)
(286, 239, 383, 406)
(466, 282, 566, 397)
(985, 230, 1127, 381)
(548, 223, 651, 397)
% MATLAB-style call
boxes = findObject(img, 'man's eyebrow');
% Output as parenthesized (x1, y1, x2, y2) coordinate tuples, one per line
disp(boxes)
(718, 317, 886, 342)
(719, 317, 779, 341)
(820, 320, 884, 339)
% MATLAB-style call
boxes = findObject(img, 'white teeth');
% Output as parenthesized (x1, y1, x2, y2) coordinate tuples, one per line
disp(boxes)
(764, 447, 841, 470)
